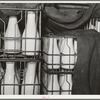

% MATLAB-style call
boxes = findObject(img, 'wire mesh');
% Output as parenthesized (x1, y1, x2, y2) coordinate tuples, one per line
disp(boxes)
(0, 7, 42, 95)
(42, 35, 77, 95)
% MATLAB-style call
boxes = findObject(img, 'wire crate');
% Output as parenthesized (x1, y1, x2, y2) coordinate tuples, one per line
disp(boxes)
(0, 7, 42, 57)
(0, 6, 42, 95)
(41, 35, 77, 95)
(0, 60, 41, 95)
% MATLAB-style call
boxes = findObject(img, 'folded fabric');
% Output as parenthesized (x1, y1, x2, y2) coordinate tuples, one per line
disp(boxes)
(45, 4, 96, 30)
(45, 5, 84, 24)
(89, 36, 100, 94)
(72, 30, 97, 94)
(0, 11, 8, 32)
(91, 4, 100, 18)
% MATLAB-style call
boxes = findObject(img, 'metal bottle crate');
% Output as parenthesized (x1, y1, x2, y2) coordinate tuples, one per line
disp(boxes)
(0, 5, 42, 95)
(41, 35, 77, 95)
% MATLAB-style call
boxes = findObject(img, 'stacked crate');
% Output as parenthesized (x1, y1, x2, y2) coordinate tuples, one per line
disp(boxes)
(42, 34, 77, 95)
(0, 6, 42, 95)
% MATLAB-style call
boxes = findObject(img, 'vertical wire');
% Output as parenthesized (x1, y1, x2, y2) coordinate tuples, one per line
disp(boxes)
(23, 61, 26, 95)
(38, 62, 41, 94)
(23, 10, 27, 95)
(39, 7, 42, 94)
(59, 37, 62, 95)
(52, 38, 54, 70)
(0, 32, 2, 95)
(38, 62, 40, 94)
(74, 38, 76, 68)
(61, 38, 64, 94)
(52, 74, 53, 95)
(25, 10, 27, 57)
(14, 14, 17, 95)
(46, 69, 48, 94)
(32, 62, 35, 94)
(39, 7, 42, 58)
(3, 66, 4, 95)
(52, 38, 54, 94)
(0, 18, 6, 95)
(33, 62, 37, 95)
(47, 42, 49, 94)
(47, 37, 48, 94)
(19, 61, 21, 94)
(13, 62, 15, 95)
(67, 38, 71, 94)
(34, 10, 38, 57)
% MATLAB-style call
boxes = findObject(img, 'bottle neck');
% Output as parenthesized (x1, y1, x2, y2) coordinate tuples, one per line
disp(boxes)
(50, 74, 58, 82)
(61, 74, 72, 82)
(6, 16, 20, 37)
(27, 11, 36, 27)
(27, 62, 37, 72)
(67, 38, 74, 47)
(25, 11, 37, 37)
(66, 74, 72, 82)
(8, 16, 17, 26)
(49, 38, 60, 54)
(6, 62, 15, 74)
(64, 38, 74, 54)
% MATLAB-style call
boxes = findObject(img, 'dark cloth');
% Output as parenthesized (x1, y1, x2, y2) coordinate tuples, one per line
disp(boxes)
(72, 30, 97, 94)
(44, 28, 100, 94)
(92, 4, 100, 18)
(89, 36, 100, 94)
(45, 5, 84, 24)
(44, 4, 96, 29)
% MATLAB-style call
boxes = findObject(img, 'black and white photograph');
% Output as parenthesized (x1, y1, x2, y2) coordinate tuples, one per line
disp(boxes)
(0, 1, 99, 99)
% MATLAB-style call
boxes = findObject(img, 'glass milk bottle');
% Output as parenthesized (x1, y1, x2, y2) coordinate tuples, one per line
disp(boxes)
(1, 62, 19, 95)
(34, 74, 40, 94)
(60, 74, 72, 95)
(61, 38, 75, 69)
(4, 16, 21, 54)
(47, 38, 60, 69)
(22, 11, 40, 56)
(47, 74, 60, 95)
(21, 62, 37, 95)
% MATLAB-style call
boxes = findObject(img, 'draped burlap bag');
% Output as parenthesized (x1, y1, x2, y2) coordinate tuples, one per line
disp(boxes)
(44, 4, 96, 30)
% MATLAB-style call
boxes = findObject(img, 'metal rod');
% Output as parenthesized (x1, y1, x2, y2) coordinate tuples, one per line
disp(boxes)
(0, 8, 41, 11)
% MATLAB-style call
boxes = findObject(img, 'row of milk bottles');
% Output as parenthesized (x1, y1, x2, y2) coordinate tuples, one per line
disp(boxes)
(1, 62, 40, 95)
(43, 37, 77, 95)
(0, 11, 40, 95)
(5, 11, 40, 55)
(84, 18, 100, 32)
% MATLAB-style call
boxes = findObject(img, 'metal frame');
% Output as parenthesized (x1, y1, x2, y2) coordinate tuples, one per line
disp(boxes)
(0, 6, 42, 95)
